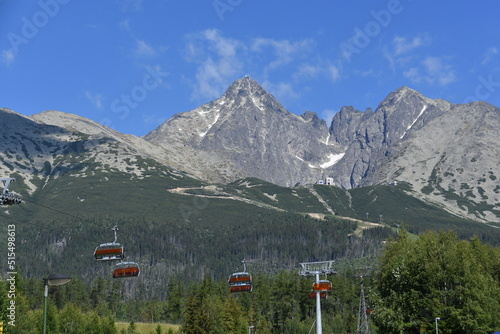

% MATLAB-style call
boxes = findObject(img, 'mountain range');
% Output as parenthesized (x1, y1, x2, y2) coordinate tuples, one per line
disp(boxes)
(1, 76, 499, 225)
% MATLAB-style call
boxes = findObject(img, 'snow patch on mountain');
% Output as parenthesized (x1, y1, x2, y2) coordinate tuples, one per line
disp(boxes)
(400, 104, 427, 139)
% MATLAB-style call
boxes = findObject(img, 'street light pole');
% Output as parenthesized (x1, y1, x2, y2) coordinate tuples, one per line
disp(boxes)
(42, 274, 72, 334)
(435, 317, 440, 334)
(43, 281, 49, 334)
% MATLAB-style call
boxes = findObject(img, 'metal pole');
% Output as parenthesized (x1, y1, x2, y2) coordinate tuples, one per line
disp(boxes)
(435, 317, 440, 334)
(315, 272, 322, 334)
(43, 281, 48, 334)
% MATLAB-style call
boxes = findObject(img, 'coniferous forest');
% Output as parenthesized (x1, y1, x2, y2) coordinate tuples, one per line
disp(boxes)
(2, 228, 500, 333)
(2, 173, 500, 333)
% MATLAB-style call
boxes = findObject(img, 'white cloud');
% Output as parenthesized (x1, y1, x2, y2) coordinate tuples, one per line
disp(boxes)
(481, 47, 498, 65)
(262, 80, 300, 102)
(184, 29, 244, 100)
(294, 63, 321, 79)
(293, 63, 340, 82)
(328, 65, 340, 82)
(392, 35, 430, 56)
(118, 19, 131, 32)
(384, 34, 431, 69)
(404, 56, 456, 86)
(184, 29, 334, 103)
(85, 91, 104, 109)
(0, 49, 15, 66)
(135, 39, 156, 57)
(203, 29, 239, 58)
(251, 38, 313, 71)
(120, 0, 144, 11)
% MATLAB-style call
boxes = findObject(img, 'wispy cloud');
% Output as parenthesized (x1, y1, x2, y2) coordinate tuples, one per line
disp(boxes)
(392, 35, 430, 56)
(118, 19, 131, 32)
(119, 0, 144, 11)
(293, 63, 340, 83)
(328, 65, 340, 82)
(251, 38, 313, 72)
(0, 49, 15, 66)
(384, 34, 431, 69)
(184, 29, 336, 102)
(184, 29, 244, 100)
(481, 47, 498, 65)
(262, 80, 300, 102)
(383, 34, 455, 86)
(135, 39, 156, 57)
(293, 63, 321, 80)
(404, 56, 456, 86)
(85, 91, 104, 109)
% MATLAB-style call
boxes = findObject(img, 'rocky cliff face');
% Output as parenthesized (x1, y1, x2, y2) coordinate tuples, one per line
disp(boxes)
(144, 77, 344, 186)
(327, 87, 452, 189)
(325, 87, 499, 222)
(366, 101, 500, 222)
(1, 78, 499, 223)
(142, 79, 500, 222)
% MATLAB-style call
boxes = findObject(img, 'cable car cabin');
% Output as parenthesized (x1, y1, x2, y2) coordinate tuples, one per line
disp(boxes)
(94, 243, 124, 261)
(113, 262, 140, 278)
(312, 280, 332, 292)
(309, 291, 328, 299)
(228, 272, 252, 284)
(229, 282, 253, 293)
(228, 272, 252, 293)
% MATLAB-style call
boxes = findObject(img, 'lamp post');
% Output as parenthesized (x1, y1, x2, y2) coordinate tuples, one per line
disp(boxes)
(435, 317, 440, 334)
(43, 274, 72, 334)
(248, 325, 255, 334)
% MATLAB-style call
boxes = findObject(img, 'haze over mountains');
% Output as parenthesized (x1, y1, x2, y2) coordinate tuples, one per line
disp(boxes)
(1, 76, 499, 223)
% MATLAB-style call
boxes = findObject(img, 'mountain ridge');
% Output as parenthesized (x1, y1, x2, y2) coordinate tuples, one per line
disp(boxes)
(1, 77, 499, 223)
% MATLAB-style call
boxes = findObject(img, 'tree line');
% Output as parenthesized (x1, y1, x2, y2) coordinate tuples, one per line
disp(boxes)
(2, 229, 500, 333)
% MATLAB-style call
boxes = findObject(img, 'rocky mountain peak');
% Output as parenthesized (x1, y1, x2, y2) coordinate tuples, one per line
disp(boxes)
(219, 76, 285, 115)
(1, 82, 499, 223)
(223, 76, 267, 98)
(376, 86, 427, 111)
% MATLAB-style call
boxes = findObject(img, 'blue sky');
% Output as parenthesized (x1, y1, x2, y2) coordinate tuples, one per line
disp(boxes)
(1, 0, 499, 136)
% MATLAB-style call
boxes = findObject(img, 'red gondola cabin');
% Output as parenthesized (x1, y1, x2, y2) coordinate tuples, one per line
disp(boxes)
(113, 262, 140, 278)
(309, 291, 328, 299)
(228, 272, 252, 293)
(94, 243, 124, 261)
(312, 280, 332, 292)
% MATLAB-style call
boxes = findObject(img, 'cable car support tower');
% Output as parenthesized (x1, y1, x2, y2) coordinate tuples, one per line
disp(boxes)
(355, 269, 371, 334)
(299, 261, 336, 334)
(0, 178, 22, 205)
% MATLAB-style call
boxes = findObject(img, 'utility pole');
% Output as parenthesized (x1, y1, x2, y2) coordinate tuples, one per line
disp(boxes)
(299, 261, 336, 334)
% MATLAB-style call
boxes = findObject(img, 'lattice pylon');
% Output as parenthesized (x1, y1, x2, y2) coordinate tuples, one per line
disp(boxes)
(357, 277, 370, 334)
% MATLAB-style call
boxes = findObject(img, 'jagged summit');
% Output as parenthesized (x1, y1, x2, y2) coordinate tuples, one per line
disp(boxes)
(225, 76, 263, 93)
(376, 86, 427, 109)
(143, 76, 339, 186)
(221, 76, 266, 100)
(2, 82, 499, 223)
(219, 76, 286, 115)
